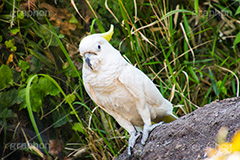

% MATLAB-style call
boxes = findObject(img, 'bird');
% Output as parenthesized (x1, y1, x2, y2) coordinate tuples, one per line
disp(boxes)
(79, 25, 178, 155)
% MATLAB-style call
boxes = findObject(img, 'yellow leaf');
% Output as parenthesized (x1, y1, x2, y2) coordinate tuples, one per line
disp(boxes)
(219, 142, 233, 153)
(231, 130, 240, 152)
(6, 54, 13, 65)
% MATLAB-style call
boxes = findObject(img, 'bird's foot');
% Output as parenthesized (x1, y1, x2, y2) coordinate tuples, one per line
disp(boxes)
(141, 122, 163, 145)
(128, 131, 141, 156)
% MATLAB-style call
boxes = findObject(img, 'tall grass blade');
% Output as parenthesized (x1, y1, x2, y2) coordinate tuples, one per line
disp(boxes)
(25, 75, 50, 158)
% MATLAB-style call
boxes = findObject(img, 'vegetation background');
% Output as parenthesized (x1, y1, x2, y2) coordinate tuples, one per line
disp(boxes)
(0, 0, 239, 159)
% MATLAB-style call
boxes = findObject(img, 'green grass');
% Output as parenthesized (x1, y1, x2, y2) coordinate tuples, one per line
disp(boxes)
(0, 0, 240, 159)
(70, 0, 239, 158)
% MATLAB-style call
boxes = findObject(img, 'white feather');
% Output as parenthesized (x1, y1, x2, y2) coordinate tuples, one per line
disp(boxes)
(79, 33, 177, 153)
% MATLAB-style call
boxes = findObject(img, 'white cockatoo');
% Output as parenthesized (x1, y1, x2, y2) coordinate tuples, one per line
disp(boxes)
(79, 25, 178, 155)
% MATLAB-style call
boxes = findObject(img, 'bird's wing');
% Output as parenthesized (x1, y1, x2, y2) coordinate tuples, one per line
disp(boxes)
(118, 64, 172, 123)
(118, 64, 164, 106)
(118, 65, 145, 98)
(118, 64, 154, 126)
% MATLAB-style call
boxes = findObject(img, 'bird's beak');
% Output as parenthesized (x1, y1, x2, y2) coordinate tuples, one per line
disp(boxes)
(100, 24, 114, 42)
(84, 53, 93, 70)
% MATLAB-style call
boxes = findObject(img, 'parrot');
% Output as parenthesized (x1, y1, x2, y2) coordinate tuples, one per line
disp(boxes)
(79, 25, 178, 155)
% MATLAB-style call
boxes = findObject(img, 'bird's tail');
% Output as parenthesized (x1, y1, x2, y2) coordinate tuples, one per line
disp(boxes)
(162, 113, 178, 123)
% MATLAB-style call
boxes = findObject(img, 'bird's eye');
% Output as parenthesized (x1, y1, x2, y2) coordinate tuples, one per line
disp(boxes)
(97, 45, 101, 50)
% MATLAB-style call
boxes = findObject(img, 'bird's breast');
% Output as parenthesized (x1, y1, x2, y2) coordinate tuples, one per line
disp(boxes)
(94, 79, 144, 126)
(83, 62, 145, 126)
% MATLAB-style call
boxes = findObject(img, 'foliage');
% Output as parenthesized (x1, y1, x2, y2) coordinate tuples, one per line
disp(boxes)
(0, 0, 239, 159)
(0, 64, 13, 90)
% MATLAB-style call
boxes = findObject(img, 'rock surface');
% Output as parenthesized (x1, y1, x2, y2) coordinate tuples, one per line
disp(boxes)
(115, 97, 240, 160)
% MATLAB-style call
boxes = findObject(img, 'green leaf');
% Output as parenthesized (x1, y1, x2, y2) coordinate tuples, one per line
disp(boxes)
(233, 32, 240, 52)
(0, 90, 17, 118)
(189, 67, 199, 83)
(58, 34, 64, 38)
(235, 6, 240, 15)
(194, 0, 199, 15)
(10, 46, 17, 52)
(0, 35, 2, 42)
(30, 83, 43, 112)
(52, 111, 69, 128)
(0, 89, 18, 107)
(208, 68, 219, 96)
(19, 103, 27, 110)
(0, 65, 13, 90)
(235, 6, 240, 16)
(10, 28, 20, 35)
(0, 107, 16, 118)
(72, 122, 85, 134)
(17, 88, 26, 107)
(62, 62, 69, 69)
(5, 39, 15, 49)
(5, 39, 17, 52)
(17, 11, 25, 19)
(39, 77, 60, 96)
(216, 81, 227, 95)
(69, 14, 78, 24)
(30, 56, 42, 73)
(18, 60, 29, 72)
(65, 93, 76, 104)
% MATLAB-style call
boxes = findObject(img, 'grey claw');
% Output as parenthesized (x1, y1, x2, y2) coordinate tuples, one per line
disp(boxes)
(128, 131, 141, 155)
(141, 122, 163, 145)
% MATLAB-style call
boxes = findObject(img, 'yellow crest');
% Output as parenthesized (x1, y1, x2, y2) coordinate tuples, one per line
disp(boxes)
(101, 24, 114, 42)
